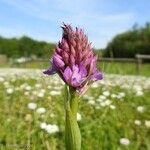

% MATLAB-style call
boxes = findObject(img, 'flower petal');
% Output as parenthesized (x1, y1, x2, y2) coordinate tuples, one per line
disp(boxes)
(72, 65, 82, 83)
(79, 64, 87, 78)
(53, 54, 65, 68)
(43, 59, 56, 75)
(43, 67, 56, 75)
(92, 70, 103, 81)
(72, 78, 81, 87)
(63, 66, 72, 82)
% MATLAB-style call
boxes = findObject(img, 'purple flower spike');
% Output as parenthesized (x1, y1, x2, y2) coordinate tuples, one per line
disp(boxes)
(44, 23, 103, 95)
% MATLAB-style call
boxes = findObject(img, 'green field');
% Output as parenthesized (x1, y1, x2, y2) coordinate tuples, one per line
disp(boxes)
(0, 61, 150, 76)
(0, 69, 150, 150)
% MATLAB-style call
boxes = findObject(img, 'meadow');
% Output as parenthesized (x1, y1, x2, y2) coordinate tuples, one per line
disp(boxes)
(0, 68, 150, 150)
(1, 60, 150, 77)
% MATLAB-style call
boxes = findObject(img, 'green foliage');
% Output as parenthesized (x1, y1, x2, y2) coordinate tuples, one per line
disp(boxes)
(0, 36, 55, 58)
(104, 22, 150, 58)
(0, 71, 150, 150)
(1, 60, 150, 76)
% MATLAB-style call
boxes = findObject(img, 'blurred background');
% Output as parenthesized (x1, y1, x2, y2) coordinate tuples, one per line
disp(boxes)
(0, 0, 150, 150)
(0, 0, 149, 76)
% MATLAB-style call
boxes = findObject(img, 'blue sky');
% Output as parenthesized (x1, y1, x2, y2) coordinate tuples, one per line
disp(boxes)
(0, 0, 150, 48)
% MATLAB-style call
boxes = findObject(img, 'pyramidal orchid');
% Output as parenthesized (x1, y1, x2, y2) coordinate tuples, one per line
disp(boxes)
(44, 24, 103, 150)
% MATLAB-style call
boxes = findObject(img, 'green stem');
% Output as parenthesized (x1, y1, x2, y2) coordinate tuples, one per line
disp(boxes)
(65, 87, 81, 150)
(70, 91, 78, 117)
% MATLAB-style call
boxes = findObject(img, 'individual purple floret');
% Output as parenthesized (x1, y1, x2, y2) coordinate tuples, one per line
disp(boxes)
(44, 23, 103, 94)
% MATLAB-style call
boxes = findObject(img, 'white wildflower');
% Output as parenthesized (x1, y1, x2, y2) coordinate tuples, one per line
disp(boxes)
(87, 96, 94, 100)
(47, 85, 51, 89)
(95, 106, 101, 109)
(0, 77, 4, 82)
(103, 91, 110, 97)
(134, 120, 141, 126)
(37, 92, 44, 98)
(120, 138, 130, 145)
(25, 85, 32, 91)
(111, 94, 117, 98)
(6, 88, 14, 94)
(53, 86, 62, 90)
(77, 113, 82, 121)
(28, 102, 37, 110)
(36, 107, 46, 114)
(24, 91, 29, 96)
(100, 102, 106, 107)
(88, 100, 95, 105)
(110, 105, 116, 110)
(145, 120, 150, 128)
(50, 113, 55, 118)
(96, 98, 103, 102)
(4, 81, 9, 87)
(40, 122, 47, 129)
(118, 92, 125, 97)
(136, 91, 143, 96)
(50, 90, 61, 96)
(99, 95, 106, 100)
(133, 85, 142, 91)
(46, 124, 59, 134)
(137, 106, 144, 113)
(105, 100, 112, 106)
(32, 90, 37, 95)
(35, 83, 42, 88)
(116, 95, 124, 100)
(91, 83, 98, 88)
(40, 89, 45, 93)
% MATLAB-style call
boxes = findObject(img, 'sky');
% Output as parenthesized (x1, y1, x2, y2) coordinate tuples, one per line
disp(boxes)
(0, 0, 150, 48)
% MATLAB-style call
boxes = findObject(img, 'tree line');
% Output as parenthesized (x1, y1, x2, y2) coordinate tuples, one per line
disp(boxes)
(0, 36, 55, 58)
(0, 22, 150, 58)
(104, 22, 150, 58)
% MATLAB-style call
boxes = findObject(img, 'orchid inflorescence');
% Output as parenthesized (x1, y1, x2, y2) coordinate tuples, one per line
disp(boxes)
(44, 23, 103, 95)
